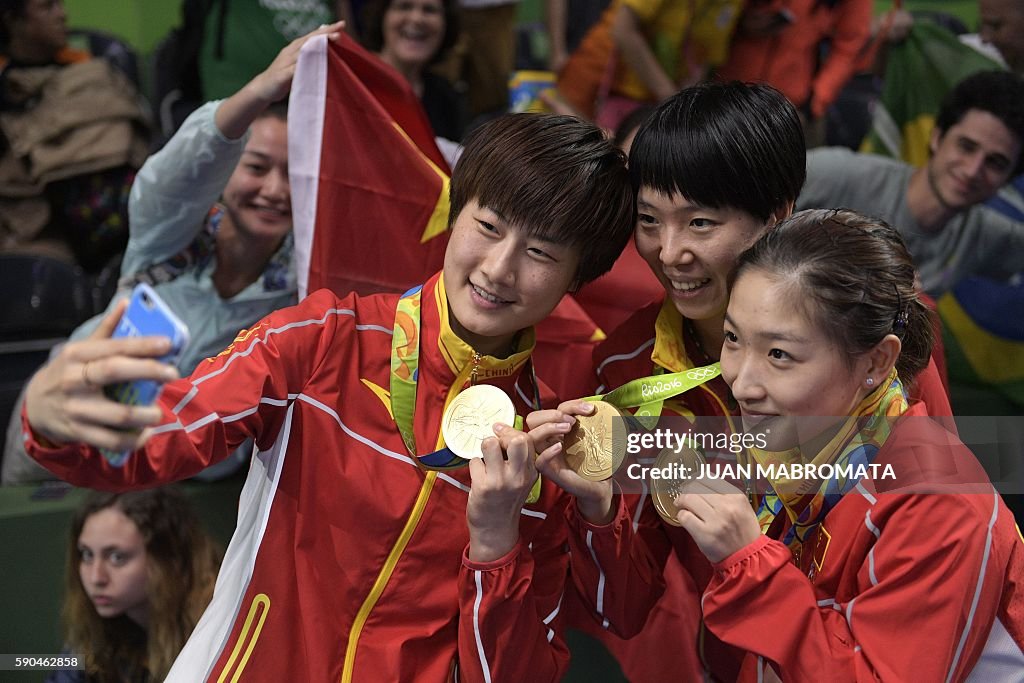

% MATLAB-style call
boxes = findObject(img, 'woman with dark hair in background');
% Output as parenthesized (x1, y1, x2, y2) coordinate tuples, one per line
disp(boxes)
(48, 488, 220, 683)
(362, 0, 467, 140)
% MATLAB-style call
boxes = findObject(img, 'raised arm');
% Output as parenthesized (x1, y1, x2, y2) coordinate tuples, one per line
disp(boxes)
(123, 22, 345, 274)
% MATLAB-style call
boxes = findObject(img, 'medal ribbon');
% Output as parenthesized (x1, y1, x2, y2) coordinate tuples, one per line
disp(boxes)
(389, 284, 539, 471)
(585, 362, 722, 429)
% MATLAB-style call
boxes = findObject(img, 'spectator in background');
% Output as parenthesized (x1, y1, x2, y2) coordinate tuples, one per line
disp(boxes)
(0, 24, 342, 484)
(797, 70, 1024, 297)
(362, 0, 468, 140)
(47, 488, 220, 683)
(979, 0, 1024, 74)
(0, 0, 75, 65)
(440, 0, 520, 118)
(556, 0, 743, 130)
(0, 0, 149, 271)
(716, 0, 873, 146)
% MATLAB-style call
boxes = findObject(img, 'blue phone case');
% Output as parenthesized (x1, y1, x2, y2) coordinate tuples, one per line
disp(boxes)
(102, 284, 190, 465)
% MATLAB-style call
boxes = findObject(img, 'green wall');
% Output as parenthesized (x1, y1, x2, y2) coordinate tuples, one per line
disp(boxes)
(65, 0, 182, 57)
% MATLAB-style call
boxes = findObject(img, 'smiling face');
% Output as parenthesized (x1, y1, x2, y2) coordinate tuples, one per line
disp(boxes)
(635, 188, 770, 325)
(927, 108, 1021, 211)
(443, 199, 580, 356)
(379, 0, 445, 72)
(221, 116, 291, 242)
(721, 269, 873, 448)
(78, 507, 150, 627)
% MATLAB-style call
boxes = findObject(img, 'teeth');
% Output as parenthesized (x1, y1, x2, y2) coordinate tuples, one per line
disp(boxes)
(670, 278, 709, 291)
(473, 284, 506, 304)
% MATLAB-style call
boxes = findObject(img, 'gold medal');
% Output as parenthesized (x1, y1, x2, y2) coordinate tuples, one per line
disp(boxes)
(563, 401, 623, 481)
(441, 384, 516, 460)
(650, 443, 705, 526)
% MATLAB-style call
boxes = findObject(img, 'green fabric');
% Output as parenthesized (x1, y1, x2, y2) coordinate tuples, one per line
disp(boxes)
(65, 0, 181, 56)
(943, 323, 1024, 415)
(861, 21, 1000, 164)
(199, 0, 334, 100)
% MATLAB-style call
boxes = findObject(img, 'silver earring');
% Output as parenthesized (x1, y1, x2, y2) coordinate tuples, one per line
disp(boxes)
(866, 377, 875, 387)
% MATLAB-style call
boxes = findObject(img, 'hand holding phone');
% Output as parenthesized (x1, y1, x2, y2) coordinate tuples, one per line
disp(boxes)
(23, 285, 187, 456)
(104, 283, 190, 407)
(101, 284, 190, 465)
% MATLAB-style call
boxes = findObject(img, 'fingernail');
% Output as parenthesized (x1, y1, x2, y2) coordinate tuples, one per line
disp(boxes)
(493, 423, 508, 432)
(582, 402, 595, 414)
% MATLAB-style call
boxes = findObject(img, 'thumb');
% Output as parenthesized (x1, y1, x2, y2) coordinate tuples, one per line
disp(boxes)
(90, 299, 128, 340)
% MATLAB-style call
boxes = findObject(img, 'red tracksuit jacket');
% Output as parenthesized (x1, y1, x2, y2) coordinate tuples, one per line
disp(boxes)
(26, 273, 573, 683)
(568, 298, 1023, 680)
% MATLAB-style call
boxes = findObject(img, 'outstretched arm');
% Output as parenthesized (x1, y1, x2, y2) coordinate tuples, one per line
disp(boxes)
(23, 290, 344, 489)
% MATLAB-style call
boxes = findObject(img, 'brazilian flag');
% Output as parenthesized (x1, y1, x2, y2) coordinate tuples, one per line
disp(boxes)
(860, 21, 1024, 414)
(860, 21, 1001, 163)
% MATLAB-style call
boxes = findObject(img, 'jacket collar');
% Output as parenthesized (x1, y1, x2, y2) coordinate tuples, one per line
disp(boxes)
(428, 272, 534, 386)
(651, 298, 696, 373)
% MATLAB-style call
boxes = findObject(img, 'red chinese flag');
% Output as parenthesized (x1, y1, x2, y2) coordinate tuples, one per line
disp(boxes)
(289, 33, 451, 298)
(289, 34, 609, 400)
